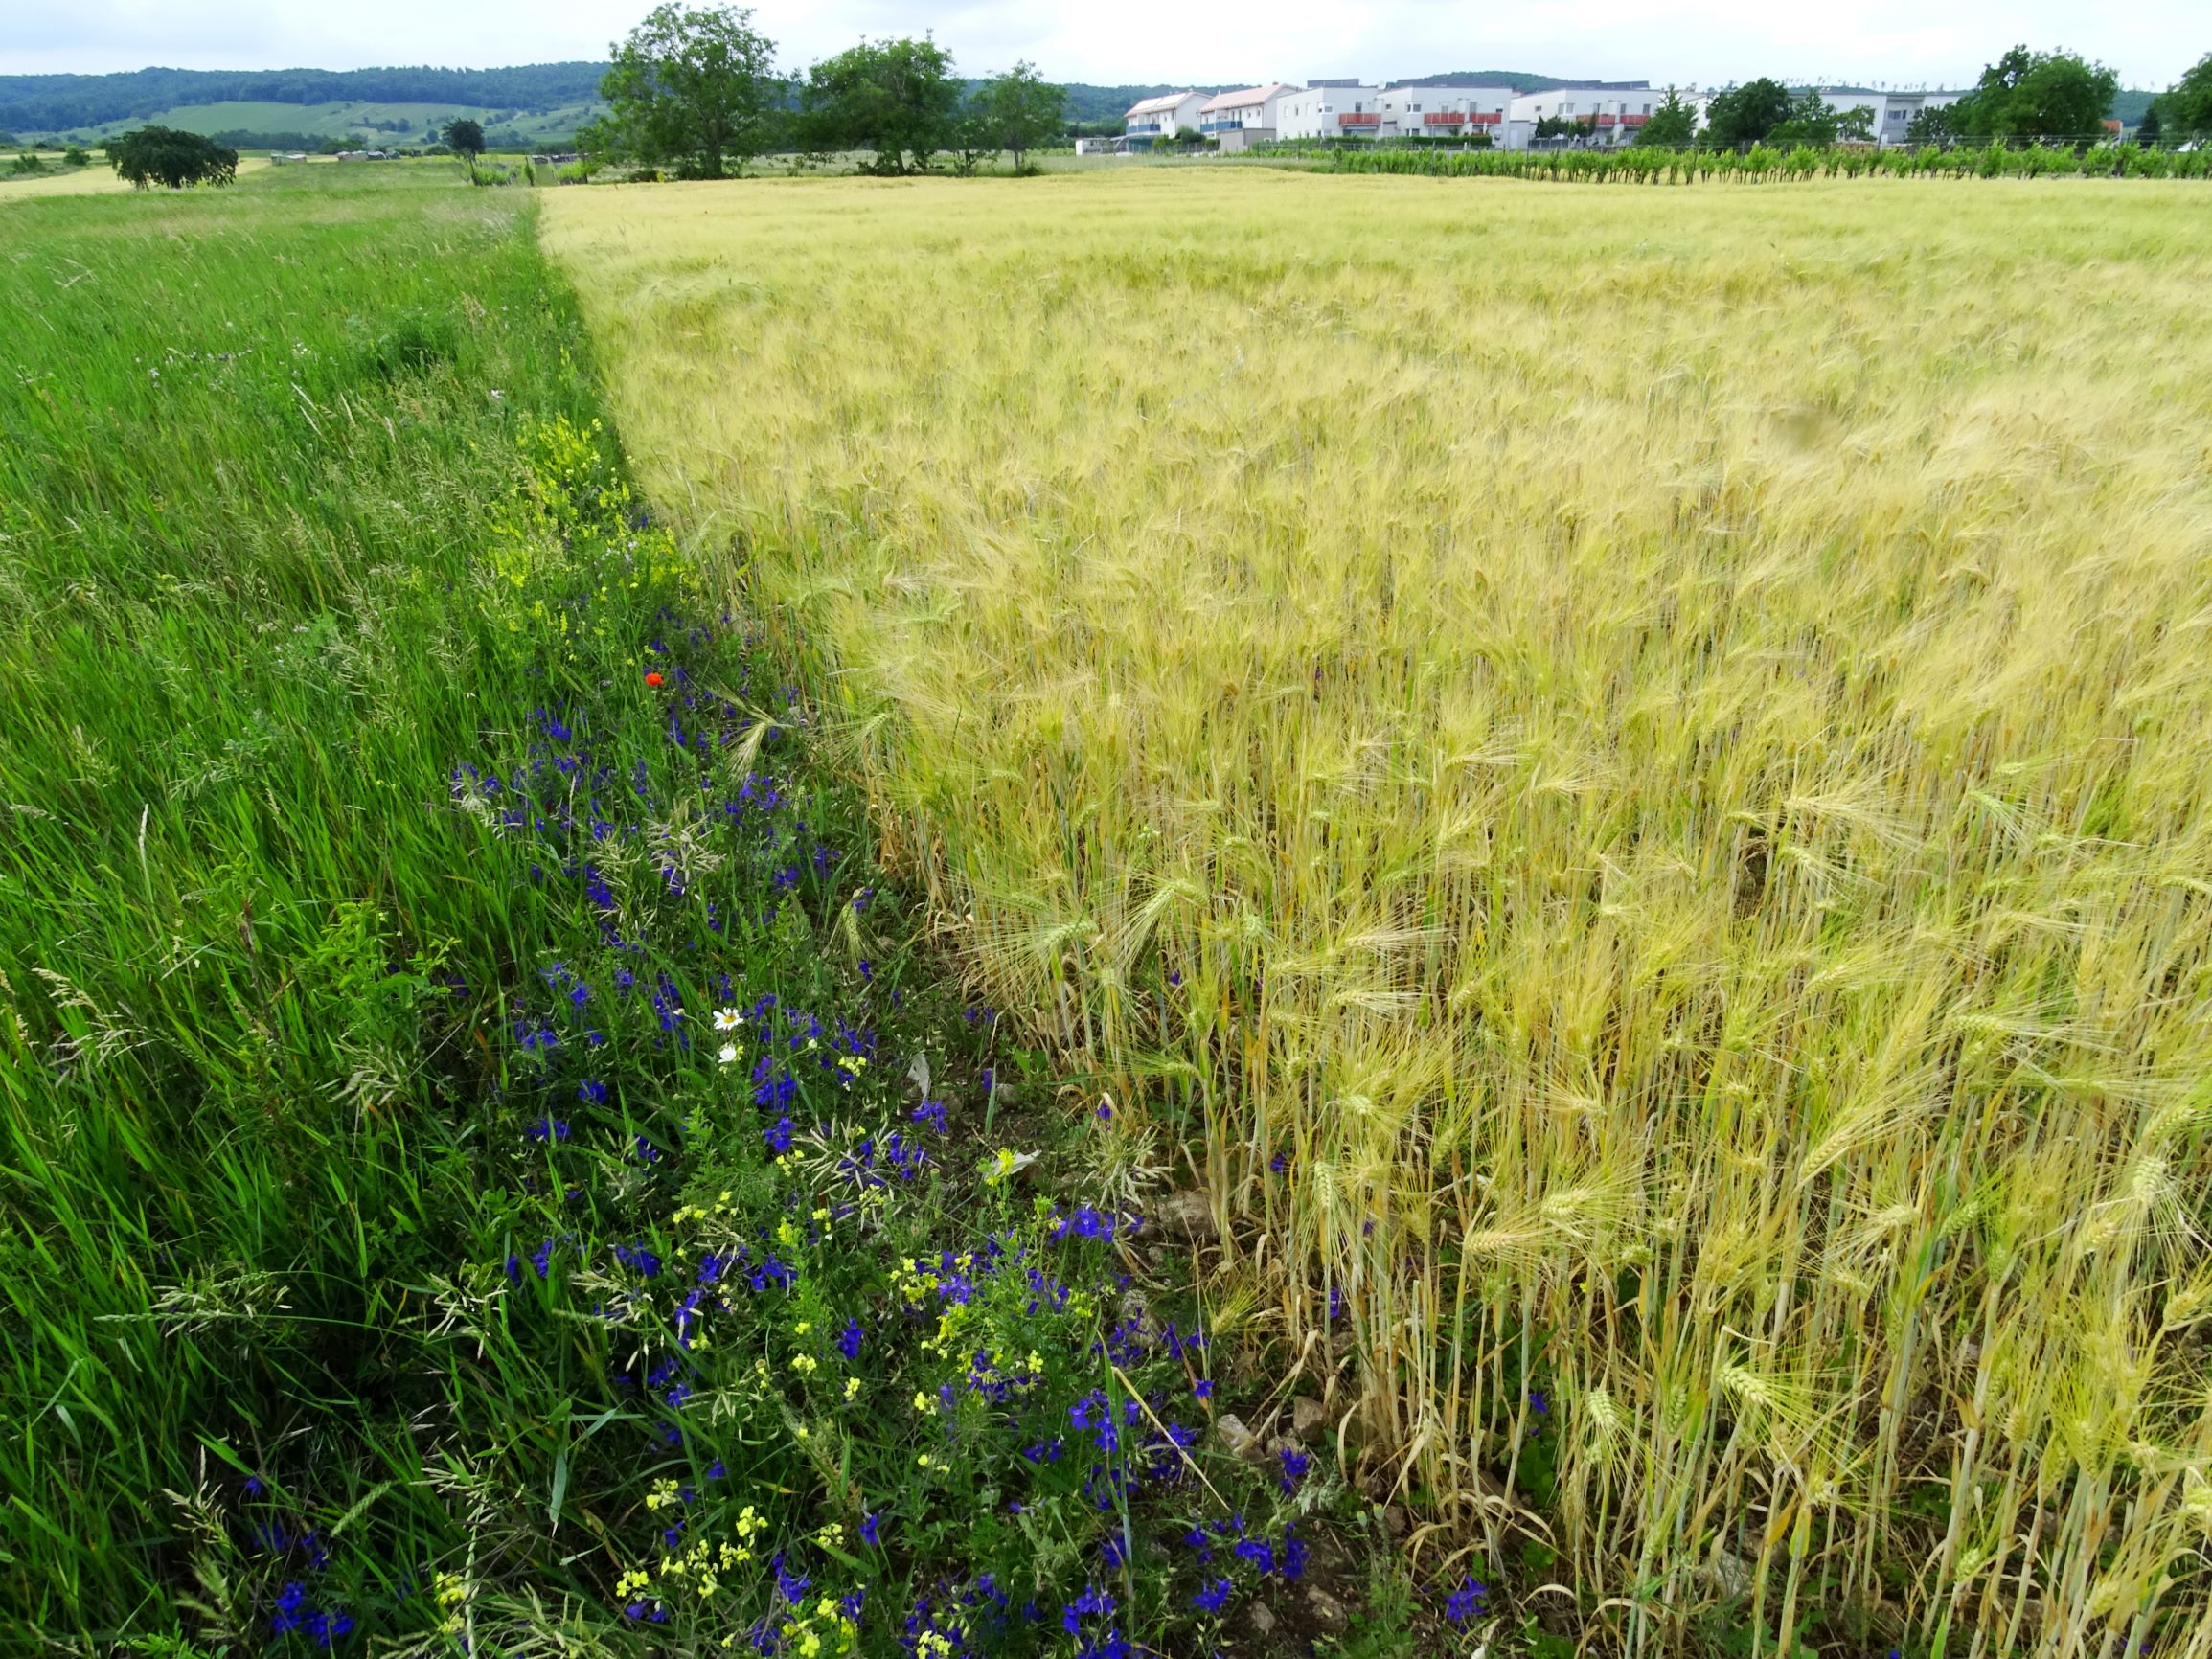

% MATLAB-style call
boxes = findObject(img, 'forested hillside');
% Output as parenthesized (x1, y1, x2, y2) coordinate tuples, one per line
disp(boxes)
(0, 64, 605, 134)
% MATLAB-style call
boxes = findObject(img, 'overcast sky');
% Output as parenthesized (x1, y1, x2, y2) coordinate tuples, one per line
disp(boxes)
(5, 0, 2199, 90)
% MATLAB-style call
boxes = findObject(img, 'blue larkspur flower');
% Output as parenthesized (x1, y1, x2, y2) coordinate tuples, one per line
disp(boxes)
(1444, 1575, 1487, 1624)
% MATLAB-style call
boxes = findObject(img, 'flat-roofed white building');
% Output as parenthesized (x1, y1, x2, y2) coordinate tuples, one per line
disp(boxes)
(1504, 85, 1658, 148)
(1125, 91, 1208, 148)
(1815, 88, 1964, 146)
(1198, 83, 1295, 150)
(1376, 83, 1514, 141)
(1277, 80, 1385, 142)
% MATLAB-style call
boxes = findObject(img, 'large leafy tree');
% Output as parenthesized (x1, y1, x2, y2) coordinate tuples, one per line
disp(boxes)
(1767, 86, 1841, 147)
(109, 125, 238, 189)
(1951, 46, 2119, 142)
(2158, 52, 2212, 141)
(1702, 78, 1794, 148)
(1633, 85, 1698, 148)
(441, 117, 486, 156)
(969, 61, 1066, 170)
(798, 36, 962, 174)
(596, 3, 782, 178)
(1906, 102, 1957, 144)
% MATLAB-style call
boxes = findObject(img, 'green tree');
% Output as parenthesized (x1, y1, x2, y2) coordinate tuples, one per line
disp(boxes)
(62, 145, 91, 167)
(1633, 85, 1698, 148)
(969, 61, 1066, 170)
(2160, 52, 2212, 140)
(1767, 87, 1841, 147)
(1906, 102, 1956, 144)
(1952, 46, 2119, 142)
(799, 36, 962, 174)
(1702, 78, 1793, 148)
(1836, 104, 1877, 143)
(109, 125, 239, 189)
(946, 108, 995, 176)
(598, 3, 784, 178)
(442, 117, 487, 156)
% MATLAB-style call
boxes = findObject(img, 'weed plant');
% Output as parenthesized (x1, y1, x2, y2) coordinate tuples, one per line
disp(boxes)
(544, 170, 2212, 1658)
(0, 167, 1353, 1654)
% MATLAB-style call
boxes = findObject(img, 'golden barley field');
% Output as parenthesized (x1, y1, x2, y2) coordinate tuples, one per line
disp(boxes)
(544, 170, 2212, 1654)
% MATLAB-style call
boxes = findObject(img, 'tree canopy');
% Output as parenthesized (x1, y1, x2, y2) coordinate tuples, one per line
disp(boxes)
(1702, 79, 1794, 148)
(2157, 52, 2212, 140)
(108, 125, 238, 189)
(1951, 46, 2119, 141)
(798, 37, 962, 174)
(1906, 103, 1957, 144)
(1633, 86, 1698, 148)
(968, 62, 1065, 170)
(594, 4, 782, 178)
(441, 117, 486, 156)
(1767, 87, 1841, 147)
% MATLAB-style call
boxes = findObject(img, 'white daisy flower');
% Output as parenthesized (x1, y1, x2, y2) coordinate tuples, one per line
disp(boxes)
(713, 1007, 743, 1032)
(718, 1043, 738, 1065)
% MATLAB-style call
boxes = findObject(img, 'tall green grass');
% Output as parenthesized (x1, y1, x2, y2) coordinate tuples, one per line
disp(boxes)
(1, 164, 567, 1634)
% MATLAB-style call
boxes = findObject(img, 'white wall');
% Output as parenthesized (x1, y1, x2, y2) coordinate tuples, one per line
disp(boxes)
(1377, 84, 1513, 140)
(1126, 93, 1208, 142)
(1277, 85, 1383, 142)
(1506, 88, 1659, 147)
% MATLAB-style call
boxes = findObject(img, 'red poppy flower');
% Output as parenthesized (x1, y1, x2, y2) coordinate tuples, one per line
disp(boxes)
(644, 671, 665, 688)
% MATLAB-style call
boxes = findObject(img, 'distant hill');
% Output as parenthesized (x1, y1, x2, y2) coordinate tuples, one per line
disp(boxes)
(2109, 88, 2157, 125)
(1396, 70, 1629, 90)
(0, 65, 605, 135)
(2, 64, 1200, 140)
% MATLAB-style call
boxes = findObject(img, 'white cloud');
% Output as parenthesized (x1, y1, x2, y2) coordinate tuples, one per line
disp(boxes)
(3, 0, 2198, 89)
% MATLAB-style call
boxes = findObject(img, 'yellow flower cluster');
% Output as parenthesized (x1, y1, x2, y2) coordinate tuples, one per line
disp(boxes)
(651, 1503, 768, 1602)
(434, 1569, 468, 1638)
(671, 1189, 739, 1226)
(762, 1598, 859, 1658)
(894, 1254, 974, 1309)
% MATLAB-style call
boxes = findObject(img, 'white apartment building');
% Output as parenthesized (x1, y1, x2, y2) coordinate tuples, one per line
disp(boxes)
(1276, 80, 1385, 142)
(1504, 85, 1659, 148)
(1124, 91, 1209, 148)
(1374, 83, 1515, 141)
(1815, 88, 1964, 146)
(1198, 83, 1295, 151)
